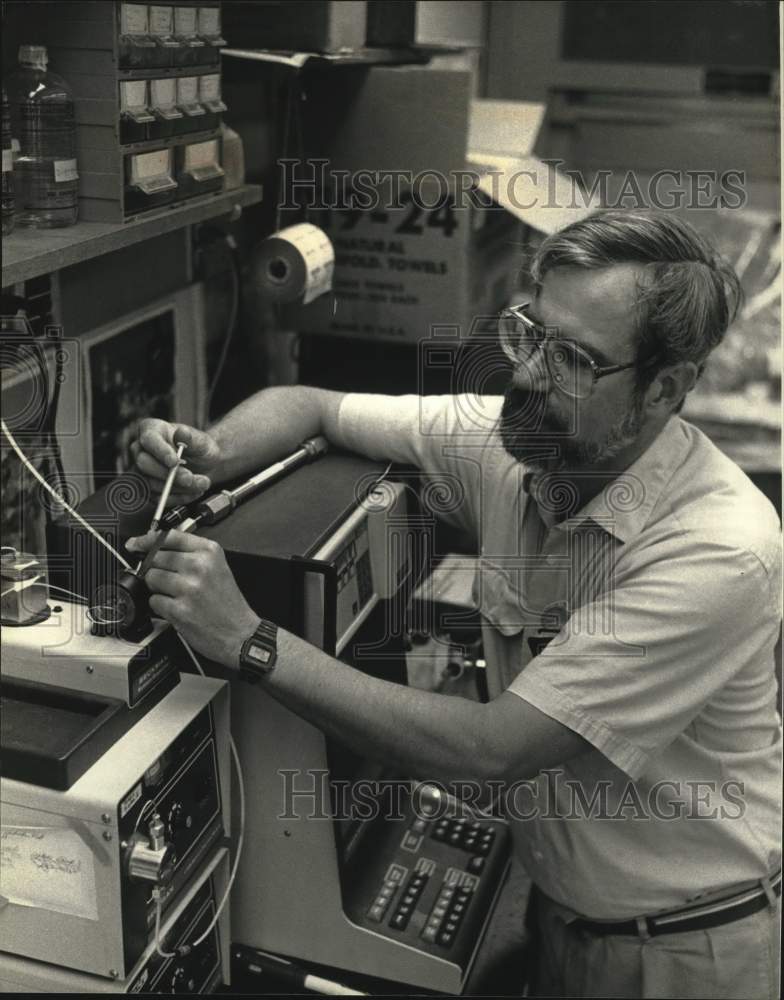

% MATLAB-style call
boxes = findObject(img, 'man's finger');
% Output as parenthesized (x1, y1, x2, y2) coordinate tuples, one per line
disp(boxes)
(142, 550, 200, 574)
(126, 528, 211, 553)
(139, 423, 180, 469)
(144, 567, 189, 597)
(173, 424, 216, 461)
(149, 593, 182, 624)
(170, 467, 210, 492)
(136, 450, 173, 483)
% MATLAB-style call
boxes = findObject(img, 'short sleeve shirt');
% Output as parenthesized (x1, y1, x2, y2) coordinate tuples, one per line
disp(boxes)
(337, 392, 782, 918)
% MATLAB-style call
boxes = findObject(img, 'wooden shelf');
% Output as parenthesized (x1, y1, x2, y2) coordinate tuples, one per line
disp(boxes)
(222, 45, 460, 69)
(2, 183, 263, 287)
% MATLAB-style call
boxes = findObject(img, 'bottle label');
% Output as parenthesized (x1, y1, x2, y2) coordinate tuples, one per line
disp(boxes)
(54, 159, 79, 182)
(18, 101, 77, 137)
(2, 149, 12, 173)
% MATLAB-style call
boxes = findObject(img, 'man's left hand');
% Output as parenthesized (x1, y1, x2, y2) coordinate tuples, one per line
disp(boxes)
(125, 530, 260, 668)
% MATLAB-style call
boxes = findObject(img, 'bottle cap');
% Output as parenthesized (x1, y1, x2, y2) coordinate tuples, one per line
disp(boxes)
(18, 45, 48, 66)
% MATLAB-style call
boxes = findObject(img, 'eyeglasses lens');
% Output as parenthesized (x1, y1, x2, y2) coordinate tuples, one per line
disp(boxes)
(500, 312, 593, 398)
(545, 340, 593, 398)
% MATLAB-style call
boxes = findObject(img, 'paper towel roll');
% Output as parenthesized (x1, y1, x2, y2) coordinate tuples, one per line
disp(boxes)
(256, 222, 334, 305)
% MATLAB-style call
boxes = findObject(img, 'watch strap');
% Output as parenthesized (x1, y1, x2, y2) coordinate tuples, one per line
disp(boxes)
(238, 618, 278, 683)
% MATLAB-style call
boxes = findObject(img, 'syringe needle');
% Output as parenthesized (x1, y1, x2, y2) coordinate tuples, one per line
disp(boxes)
(134, 442, 186, 574)
(150, 442, 187, 533)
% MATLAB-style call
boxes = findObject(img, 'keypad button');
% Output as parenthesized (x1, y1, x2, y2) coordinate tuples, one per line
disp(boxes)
(421, 926, 438, 943)
(368, 904, 385, 922)
(390, 913, 409, 930)
(437, 931, 455, 948)
(378, 885, 394, 900)
(411, 818, 428, 834)
(444, 920, 458, 934)
(475, 840, 492, 856)
(468, 855, 486, 874)
(432, 905, 447, 919)
(402, 831, 422, 851)
(451, 902, 466, 917)
(448, 832, 462, 845)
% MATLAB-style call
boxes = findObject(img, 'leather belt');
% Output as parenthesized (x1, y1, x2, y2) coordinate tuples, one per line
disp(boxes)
(572, 872, 782, 938)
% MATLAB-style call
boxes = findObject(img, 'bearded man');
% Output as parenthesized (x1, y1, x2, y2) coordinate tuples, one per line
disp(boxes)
(128, 210, 781, 999)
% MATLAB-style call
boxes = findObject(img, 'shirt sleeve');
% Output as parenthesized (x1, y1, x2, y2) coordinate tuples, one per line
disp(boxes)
(508, 530, 781, 780)
(337, 393, 502, 539)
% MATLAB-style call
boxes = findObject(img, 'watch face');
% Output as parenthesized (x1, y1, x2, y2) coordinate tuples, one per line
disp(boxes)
(247, 643, 273, 665)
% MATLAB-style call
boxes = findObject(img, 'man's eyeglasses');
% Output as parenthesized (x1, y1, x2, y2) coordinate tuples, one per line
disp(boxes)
(498, 302, 639, 400)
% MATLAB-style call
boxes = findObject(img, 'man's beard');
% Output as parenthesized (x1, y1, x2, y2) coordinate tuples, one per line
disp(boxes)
(499, 384, 646, 473)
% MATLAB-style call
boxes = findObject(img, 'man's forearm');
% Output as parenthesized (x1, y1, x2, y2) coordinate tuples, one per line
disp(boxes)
(207, 385, 344, 484)
(252, 627, 499, 786)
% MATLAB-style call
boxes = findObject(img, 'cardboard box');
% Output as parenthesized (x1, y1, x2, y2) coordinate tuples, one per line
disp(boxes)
(466, 99, 600, 236)
(366, 1, 485, 49)
(284, 73, 597, 344)
(222, 1, 367, 54)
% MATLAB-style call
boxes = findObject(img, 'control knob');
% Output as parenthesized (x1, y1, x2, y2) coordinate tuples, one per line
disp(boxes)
(126, 812, 175, 884)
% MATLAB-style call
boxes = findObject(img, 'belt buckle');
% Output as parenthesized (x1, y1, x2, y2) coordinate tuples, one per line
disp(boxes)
(759, 871, 781, 910)
(635, 915, 652, 942)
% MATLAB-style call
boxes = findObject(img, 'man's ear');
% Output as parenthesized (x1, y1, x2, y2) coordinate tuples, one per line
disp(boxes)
(645, 362, 699, 413)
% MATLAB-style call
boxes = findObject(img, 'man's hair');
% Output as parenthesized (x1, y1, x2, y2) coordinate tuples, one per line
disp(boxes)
(529, 209, 742, 410)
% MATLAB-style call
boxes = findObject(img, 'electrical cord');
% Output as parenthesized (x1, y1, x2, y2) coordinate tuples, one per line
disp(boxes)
(1, 305, 68, 524)
(1, 418, 244, 960)
(175, 633, 246, 951)
(43, 583, 88, 604)
(45, 324, 68, 505)
(0, 576, 89, 604)
(153, 889, 177, 959)
(1, 418, 132, 571)
(203, 232, 242, 424)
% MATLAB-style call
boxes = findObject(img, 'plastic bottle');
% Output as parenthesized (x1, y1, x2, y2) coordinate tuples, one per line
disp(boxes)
(7, 45, 79, 228)
(2, 87, 14, 235)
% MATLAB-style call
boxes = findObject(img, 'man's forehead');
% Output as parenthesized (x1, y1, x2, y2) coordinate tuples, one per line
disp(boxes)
(535, 264, 644, 355)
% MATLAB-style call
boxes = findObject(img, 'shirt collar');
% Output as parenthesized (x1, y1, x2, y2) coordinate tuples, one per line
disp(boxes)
(526, 417, 689, 543)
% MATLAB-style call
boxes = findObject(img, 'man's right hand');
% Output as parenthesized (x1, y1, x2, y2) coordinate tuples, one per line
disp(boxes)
(130, 418, 221, 505)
